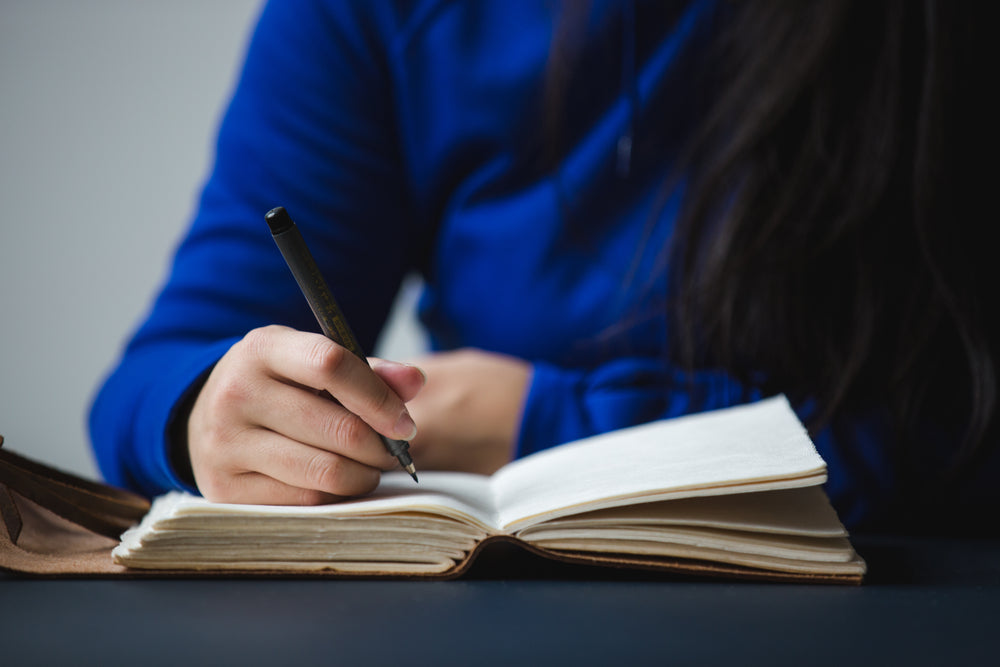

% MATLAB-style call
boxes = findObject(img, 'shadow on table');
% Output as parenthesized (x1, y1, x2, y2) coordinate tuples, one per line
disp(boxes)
(460, 534, 1000, 586)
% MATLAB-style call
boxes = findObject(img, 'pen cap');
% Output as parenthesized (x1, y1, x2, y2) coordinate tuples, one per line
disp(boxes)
(265, 207, 365, 359)
(265, 206, 295, 235)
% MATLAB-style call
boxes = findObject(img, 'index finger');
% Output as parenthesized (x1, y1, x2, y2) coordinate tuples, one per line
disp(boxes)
(249, 325, 418, 442)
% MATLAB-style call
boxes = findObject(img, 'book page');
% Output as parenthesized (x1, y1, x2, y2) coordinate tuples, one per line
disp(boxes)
(514, 486, 847, 538)
(492, 396, 826, 530)
(114, 472, 499, 571)
(137, 472, 497, 530)
(525, 536, 867, 576)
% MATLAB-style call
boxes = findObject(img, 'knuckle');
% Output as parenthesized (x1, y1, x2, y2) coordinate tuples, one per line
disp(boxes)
(302, 452, 342, 493)
(213, 374, 254, 409)
(305, 338, 348, 379)
(296, 488, 333, 506)
(240, 326, 273, 359)
(326, 411, 368, 450)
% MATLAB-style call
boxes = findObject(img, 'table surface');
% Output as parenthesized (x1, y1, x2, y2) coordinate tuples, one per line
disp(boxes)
(3, 535, 999, 666)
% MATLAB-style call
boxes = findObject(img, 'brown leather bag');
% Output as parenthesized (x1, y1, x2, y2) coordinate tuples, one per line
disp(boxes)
(0, 435, 150, 575)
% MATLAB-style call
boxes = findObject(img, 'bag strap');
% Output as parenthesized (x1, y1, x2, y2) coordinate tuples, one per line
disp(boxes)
(0, 435, 150, 543)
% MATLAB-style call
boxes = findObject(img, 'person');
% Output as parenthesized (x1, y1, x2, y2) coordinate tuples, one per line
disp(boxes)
(89, 0, 996, 532)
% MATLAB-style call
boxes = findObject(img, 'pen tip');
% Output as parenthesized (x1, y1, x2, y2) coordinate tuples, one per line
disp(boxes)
(405, 463, 418, 483)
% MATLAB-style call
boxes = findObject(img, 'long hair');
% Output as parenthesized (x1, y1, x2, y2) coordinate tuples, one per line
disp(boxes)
(671, 0, 995, 472)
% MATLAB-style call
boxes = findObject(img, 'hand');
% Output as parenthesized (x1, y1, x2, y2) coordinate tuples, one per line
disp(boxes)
(185, 325, 426, 505)
(404, 348, 532, 475)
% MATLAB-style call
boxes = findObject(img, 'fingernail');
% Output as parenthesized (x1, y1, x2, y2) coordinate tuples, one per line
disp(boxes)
(410, 364, 428, 386)
(374, 359, 427, 386)
(394, 410, 418, 441)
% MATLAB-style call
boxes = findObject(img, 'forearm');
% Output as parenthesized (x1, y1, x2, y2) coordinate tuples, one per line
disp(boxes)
(89, 338, 235, 495)
(516, 357, 762, 457)
(88, 0, 415, 495)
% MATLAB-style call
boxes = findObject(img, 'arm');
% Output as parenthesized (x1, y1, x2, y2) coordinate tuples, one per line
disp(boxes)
(403, 348, 762, 476)
(89, 0, 416, 498)
(403, 348, 890, 529)
(518, 357, 761, 458)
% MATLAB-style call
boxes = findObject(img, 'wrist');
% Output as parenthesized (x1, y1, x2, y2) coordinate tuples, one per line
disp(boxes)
(167, 368, 213, 493)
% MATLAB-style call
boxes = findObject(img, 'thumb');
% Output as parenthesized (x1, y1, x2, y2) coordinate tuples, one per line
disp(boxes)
(368, 358, 427, 403)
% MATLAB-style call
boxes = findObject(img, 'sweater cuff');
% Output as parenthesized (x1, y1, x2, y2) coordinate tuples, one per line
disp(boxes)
(514, 361, 590, 459)
(133, 338, 239, 495)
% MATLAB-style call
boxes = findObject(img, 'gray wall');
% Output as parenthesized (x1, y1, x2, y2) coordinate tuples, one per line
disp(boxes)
(0, 1, 426, 480)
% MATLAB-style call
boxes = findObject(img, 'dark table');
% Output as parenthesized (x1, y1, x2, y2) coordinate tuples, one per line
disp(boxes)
(3, 535, 999, 666)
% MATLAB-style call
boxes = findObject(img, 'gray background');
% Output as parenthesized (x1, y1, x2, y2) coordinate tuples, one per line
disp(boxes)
(0, 1, 425, 480)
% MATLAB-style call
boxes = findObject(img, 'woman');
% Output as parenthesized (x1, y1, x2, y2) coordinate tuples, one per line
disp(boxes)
(90, 0, 996, 531)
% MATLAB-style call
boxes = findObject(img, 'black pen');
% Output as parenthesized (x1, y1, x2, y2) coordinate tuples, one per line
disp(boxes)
(264, 206, 418, 482)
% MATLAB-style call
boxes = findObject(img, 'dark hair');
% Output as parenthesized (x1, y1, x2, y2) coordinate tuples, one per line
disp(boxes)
(672, 0, 995, 474)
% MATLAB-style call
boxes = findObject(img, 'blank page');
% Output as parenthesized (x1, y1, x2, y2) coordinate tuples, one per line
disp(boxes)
(491, 396, 826, 530)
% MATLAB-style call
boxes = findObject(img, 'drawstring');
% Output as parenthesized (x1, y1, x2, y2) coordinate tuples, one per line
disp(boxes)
(617, 0, 637, 179)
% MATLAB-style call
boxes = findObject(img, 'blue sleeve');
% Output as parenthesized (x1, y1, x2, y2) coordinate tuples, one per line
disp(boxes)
(89, 0, 413, 495)
(515, 359, 908, 529)
(517, 359, 762, 458)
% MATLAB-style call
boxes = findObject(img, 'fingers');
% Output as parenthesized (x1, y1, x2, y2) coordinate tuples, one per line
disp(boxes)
(245, 380, 397, 470)
(217, 474, 342, 506)
(186, 325, 426, 506)
(248, 326, 418, 441)
(369, 358, 426, 403)
(248, 431, 382, 496)
(194, 427, 382, 504)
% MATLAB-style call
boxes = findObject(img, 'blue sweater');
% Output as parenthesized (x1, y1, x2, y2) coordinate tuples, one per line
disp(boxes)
(88, 0, 997, 530)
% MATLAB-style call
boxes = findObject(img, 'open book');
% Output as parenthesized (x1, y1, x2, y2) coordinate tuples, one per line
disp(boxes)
(112, 396, 865, 583)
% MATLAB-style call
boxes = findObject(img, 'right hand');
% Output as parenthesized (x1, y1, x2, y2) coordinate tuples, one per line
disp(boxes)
(185, 325, 425, 505)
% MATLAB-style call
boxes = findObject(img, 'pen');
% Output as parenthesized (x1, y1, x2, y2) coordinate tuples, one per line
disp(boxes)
(264, 206, 419, 483)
